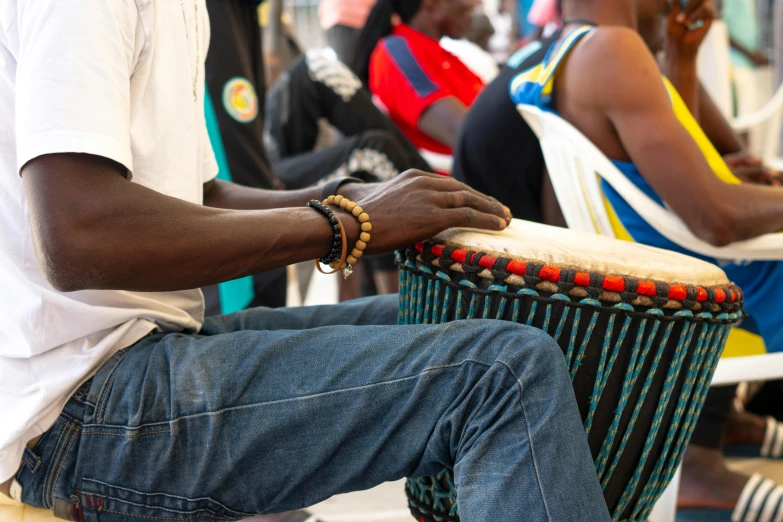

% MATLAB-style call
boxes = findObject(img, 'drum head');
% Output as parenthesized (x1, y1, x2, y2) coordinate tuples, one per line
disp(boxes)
(434, 219, 729, 288)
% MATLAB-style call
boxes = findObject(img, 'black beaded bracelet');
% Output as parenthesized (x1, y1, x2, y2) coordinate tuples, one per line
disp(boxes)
(306, 199, 342, 264)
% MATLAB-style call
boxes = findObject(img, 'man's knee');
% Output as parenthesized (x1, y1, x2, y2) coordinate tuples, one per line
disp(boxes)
(466, 320, 567, 380)
(449, 319, 565, 373)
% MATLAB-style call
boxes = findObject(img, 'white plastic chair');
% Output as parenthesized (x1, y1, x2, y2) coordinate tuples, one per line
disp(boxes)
(518, 104, 783, 522)
(519, 105, 783, 259)
(697, 20, 734, 119)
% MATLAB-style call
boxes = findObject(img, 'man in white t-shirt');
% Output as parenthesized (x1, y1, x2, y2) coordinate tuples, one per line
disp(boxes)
(0, 0, 611, 520)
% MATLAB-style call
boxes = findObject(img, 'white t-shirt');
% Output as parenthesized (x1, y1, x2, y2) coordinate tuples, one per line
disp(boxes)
(0, 0, 218, 482)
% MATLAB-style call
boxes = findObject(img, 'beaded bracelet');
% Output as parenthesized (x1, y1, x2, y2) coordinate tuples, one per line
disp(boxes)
(306, 200, 344, 266)
(323, 194, 372, 278)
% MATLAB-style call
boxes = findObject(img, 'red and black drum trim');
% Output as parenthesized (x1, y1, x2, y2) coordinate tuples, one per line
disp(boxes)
(408, 241, 743, 314)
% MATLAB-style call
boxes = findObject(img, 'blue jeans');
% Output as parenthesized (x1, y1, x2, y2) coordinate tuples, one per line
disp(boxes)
(14, 295, 610, 521)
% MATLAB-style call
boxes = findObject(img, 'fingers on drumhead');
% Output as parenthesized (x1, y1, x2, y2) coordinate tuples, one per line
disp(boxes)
(449, 207, 506, 230)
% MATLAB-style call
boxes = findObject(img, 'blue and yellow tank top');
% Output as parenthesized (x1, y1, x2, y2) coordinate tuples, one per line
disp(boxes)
(508, 26, 776, 355)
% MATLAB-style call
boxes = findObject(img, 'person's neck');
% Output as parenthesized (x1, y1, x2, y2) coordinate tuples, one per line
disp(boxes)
(564, 1, 636, 30)
(407, 14, 443, 41)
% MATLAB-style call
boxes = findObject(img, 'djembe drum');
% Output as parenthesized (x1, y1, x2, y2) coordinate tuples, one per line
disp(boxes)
(398, 220, 743, 522)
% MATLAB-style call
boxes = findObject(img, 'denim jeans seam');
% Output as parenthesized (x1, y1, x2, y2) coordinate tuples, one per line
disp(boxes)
(81, 359, 488, 432)
(104, 495, 233, 517)
(97, 508, 232, 521)
(82, 478, 256, 518)
(41, 421, 72, 509)
(96, 369, 120, 423)
(95, 350, 130, 424)
(50, 425, 80, 508)
(44, 423, 78, 510)
(82, 429, 171, 439)
(496, 359, 554, 522)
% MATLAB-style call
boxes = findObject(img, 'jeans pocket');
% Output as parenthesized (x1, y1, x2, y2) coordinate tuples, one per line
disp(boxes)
(86, 349, 132, 425)
(77, 478, 255, 521)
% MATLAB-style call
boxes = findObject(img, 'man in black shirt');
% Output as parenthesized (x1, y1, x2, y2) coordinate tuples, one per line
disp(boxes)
(452, 35, 564, 225)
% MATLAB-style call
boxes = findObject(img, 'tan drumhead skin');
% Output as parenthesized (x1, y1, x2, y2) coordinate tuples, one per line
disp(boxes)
(433, 219, 730, 288)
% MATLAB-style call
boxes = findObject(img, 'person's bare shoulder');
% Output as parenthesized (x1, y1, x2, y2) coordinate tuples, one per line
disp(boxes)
(563, 26, 666, 113)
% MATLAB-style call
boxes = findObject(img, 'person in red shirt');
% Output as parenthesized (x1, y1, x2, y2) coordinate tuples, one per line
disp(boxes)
(352, 0, 485, 157)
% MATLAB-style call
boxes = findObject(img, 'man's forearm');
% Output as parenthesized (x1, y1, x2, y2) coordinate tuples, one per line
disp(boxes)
(24, 156, 354, 293)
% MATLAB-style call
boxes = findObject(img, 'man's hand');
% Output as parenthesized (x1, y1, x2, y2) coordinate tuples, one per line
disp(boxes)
(339, 170, 512, 254)
(665, 0, 716, 58)
(724, 152, 783, 186)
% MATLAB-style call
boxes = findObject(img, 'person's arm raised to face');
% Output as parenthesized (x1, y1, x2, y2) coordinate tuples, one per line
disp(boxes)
(661, 0, 716, 118)
(658, 0, 744, 157)
(557, 27, 783, 246)
(418, 97, 469, 149)
(23, 157, 509, 293)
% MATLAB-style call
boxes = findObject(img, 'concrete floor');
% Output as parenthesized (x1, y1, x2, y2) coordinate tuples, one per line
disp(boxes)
(307, 481, 410, 521)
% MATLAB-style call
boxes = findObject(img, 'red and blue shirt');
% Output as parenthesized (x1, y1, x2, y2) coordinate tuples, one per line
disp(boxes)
(369, 24, 485, 155)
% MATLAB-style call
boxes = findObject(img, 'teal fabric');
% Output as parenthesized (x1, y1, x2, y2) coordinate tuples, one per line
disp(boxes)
(723, 0, 761, 69)
(205, 86, 256, 314)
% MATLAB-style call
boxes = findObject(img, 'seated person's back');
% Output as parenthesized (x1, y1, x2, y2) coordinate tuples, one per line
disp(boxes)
(453, 37, 556, 222)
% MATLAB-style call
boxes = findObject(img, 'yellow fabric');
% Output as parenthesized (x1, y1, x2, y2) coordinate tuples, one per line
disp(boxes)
(661, 77, 742, 185)
(509, 63, 545, 96)
(509, 26, 594, 98)
(603, 196, 635, 242)
(0, 494, 60, 522)
(724, 328, 768, 358)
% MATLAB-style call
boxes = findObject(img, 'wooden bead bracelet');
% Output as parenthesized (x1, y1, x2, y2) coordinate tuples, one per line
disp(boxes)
(324, 194, 372, 278)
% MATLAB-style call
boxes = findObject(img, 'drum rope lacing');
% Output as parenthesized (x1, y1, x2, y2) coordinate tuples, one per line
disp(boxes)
(397, 245, 741, 522)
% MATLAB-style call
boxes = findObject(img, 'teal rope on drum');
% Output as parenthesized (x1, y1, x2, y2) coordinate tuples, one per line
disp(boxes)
(635, 314, 737, 517)
(613, 313, 697, 518)
(585, 303, 634, 437)
(570, 299, 601, 379)
(460, 280, 479, 318)
(438, 272, 453, 324)
(551, 294, 572, 341)
(595, 310, 663, 482)
(632, 314, 721, 517)
(598, 310, 666, 487)
(488, 285, 510, 319)
(398, 243, 744, 522)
